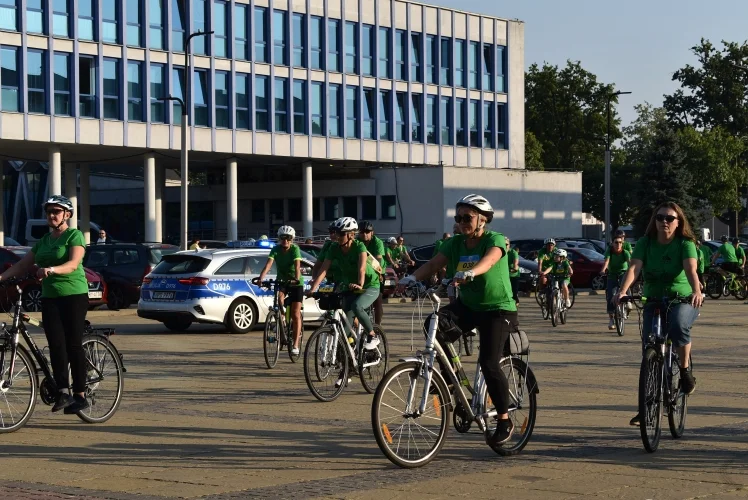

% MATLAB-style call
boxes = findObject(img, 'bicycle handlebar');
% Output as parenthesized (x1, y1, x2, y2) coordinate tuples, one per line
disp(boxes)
(0, 274, 36, 287)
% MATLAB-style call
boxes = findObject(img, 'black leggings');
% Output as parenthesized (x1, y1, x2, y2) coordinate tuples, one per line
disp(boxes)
(440, 300, 518, 415)
(41, 294, 89, 393)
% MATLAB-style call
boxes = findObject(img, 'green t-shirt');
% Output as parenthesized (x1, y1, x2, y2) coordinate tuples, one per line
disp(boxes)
(385, 246, 402, 263)
(717, 243, 738, 263)
(632, 236, 697, 299)
(360, 235, 386, 269)
(326, 240, 379, 290)
(604, 248, 631, 275)
(700, 245, 713, 267)
(318, 240, 337, 281)
(433, 239, 447, 258)
(31, 228, 88, 298)
(736, 246, 745, 262)
(623, 241, 633, 254)
(537, 247, 554, 270)
(507, 248, 520, 278)
(268, 244, 301, 283)
(548, 259, 571, 277)
(696, 247, 705, 274)
(439, 231, 516, 312)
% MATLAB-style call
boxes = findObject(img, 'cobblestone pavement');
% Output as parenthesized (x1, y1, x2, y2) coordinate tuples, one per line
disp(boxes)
(1, 296, 747, 499)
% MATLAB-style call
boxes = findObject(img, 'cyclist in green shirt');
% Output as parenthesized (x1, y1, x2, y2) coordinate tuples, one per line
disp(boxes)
(358, 220, 386, 325)
(399, 194, 518, 446)
(614, 229, 633, 254)
(256, 226, 304, 355)
(601, 236, 631, 330)
(540, 248, 574, 308)
(711, 235, 742, 275)
(0, 195, 91, 414)
(313, 222, 337, 282)
(537, 238, 556, 288)
(506, 236, 520, 306)
(732, 237, 746, 270)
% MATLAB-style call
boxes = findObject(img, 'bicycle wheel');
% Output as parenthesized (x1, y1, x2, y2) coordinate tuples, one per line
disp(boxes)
(0, 345, 37, 434)
(303, 326, 349, 402)
(559, 303, 567, 325)
(485, 357, 537, 456)
(639, 348, 663, 452)
(732, 276, 748, 300)
(668, 354, 689, 439)
(568, 284, 576, 309)
(287, 316, 303, 363)
(77, 335, 125, 424)
(263, 312, 282, 369)
(705, 274, 723, 300)
(359, 326, 389, 394)
(371, 361, 450, 468)
(534, 282, 544, 306)
(550, 291, 559, 327)
(614, 304, 625, 337)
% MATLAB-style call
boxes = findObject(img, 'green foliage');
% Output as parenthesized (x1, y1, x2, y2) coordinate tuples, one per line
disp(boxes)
(525, 131, 544, 171)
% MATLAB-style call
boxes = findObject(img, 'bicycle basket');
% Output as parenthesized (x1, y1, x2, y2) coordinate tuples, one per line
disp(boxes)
(506, 329, 530, 356)
(316, 293, 342, 311)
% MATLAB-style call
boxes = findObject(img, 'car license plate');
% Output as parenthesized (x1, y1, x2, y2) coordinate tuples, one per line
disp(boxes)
(88, 291, 103, 299)
(153, 291, 175, 300)
(384, 280, 394, 287)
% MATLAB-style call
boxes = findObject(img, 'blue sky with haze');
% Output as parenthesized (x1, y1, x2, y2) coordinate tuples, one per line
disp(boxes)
(432, 0, 748, 125)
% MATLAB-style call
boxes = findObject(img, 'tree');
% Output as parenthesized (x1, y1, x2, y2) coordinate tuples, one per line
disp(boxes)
(525, 131, 544, 171)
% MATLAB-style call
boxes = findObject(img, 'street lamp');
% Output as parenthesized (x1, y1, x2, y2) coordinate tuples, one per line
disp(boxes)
(604, 90, 632, 251)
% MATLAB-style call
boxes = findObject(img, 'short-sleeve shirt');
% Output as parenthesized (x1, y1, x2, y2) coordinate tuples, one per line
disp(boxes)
(326, 240, 379, 290)
(623, 241, 633, 254)
(31, 228, 88, 298)
(736, 246, 745, 262)
(507, 248, 520, 278)
(604, 248, 631, 275)
(360, 235, 386, 269)
(537, 247, 554, 271)
(433, 239, 447, 258)
(696, 247, 705, 274)
(632, 236, 697, 298)
(717, 243, 738, 263)
(386, 246, 403, 263)
(549, 259, 571, 277)
(439, 230, 515, 312)
(268, 244, 301, 283)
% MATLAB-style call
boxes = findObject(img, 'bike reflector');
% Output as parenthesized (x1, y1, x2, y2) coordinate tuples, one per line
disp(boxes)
(382, 424, 393, 444)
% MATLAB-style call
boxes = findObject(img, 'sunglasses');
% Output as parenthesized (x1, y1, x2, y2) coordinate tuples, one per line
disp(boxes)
(454, 214, 475, 224)
(655, 214, 678, 223)
(46, 208, 64, 216)
(279, 235, 293, 241)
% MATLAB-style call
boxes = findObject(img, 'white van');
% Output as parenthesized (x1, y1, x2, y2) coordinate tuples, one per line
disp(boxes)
(25, 220, 105, 245)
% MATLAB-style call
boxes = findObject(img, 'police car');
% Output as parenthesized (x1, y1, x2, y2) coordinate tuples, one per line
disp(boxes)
(137, 243, 325, 333)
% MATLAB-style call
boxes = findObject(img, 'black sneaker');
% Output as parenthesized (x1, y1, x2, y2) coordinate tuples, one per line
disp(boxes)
(52, 393, 73, 412)
(629, 413, 641, 426)
(680, 368, 696, 395)
(488, 418, 514, 446)
(64, 394, 90, 414)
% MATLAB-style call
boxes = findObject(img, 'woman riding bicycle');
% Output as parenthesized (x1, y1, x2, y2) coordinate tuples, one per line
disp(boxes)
(0, 195, 90, 414)
(539, 248, 573, 308)
(614, 201, 703, 426)
(307, 217, 381, 351)
(601, 236, 631, 330)
(399, 194, 518, 446)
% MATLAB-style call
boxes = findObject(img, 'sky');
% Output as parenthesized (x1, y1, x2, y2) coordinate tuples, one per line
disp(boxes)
(432, 0, 748, 125)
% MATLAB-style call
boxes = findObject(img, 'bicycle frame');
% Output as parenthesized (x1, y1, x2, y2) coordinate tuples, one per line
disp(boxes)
(645, 299, 681, 408)
(317, 307, 374, 372)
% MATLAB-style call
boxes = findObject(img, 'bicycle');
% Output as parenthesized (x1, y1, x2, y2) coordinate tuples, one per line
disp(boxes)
(371, 279, 538, 468)
(545, 275, 569, 327)
(704, 266, 747, 300)
(410, 288, 475, 358)
(607, 272, 632, 337)
(0, 277, 125, 433)
(257, 279, 304, 368)
(621, 295, 693, 453)
(303, 287, 389, 402)
(536, 280, 575, 318)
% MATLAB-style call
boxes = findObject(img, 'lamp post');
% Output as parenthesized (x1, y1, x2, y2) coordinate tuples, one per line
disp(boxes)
(604, 90, 632, 250)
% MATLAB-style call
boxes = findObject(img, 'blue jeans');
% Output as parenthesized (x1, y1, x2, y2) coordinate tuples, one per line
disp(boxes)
(605, 274, 624, 314)
(641, 302, 699, 349)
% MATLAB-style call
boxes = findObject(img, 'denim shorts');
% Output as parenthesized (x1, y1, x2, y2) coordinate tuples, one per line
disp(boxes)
(641, 302, 698, 348)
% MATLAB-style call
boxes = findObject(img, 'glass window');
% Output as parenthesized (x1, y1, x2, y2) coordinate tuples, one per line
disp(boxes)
(342, 196, 357, 218)
(193, 69, 209, 126)
(311, 82, 324, 135)
(254, 7, 268, 62)
(361, 196, 376, 220)
(328, 83, 341, 137)
(27, 0, 44, 34)
(78, 0, 94, 41)
(273, 10, 287, 65)
(235, 73, 250, 130)
(288, 198, 302, 221)
(395, 30, 406, 80)
(269, 199, 283, 222)
(148, 0, 164, 49)
(455, 39, 465, 88)
(171, 0, 184, 51)
(216, 258, 246, 275)
(150, 64, 166, 123)
(274, 77, 288, 133)
(103, 58, 119, 119)
(496, 46, 506, 93)
(469, 41, 480, 90)
(310, 16, 323, 70)
(328, 19, 340, 72)
(455, 97, 466, 146)
(497, 103, 506, 149)
(251, 199, 266, 222)
(215, 71, 229, 128)
(482, 44, 493, 92)
(0, 0, 17, 31)
(213, 1, 227, 57)
(362, 88, 375, 140)
(79, 56, 96, 118)
(345, 85, 358, 138)
(313, 197, 320, 221)
(53, 52, 70, 115)
(439, 38, 451, 86)
(293, 79, 306, 134)
(344, 21, 357, 74)
(440, 96, 452, 145)
(425, 35, 437, 84)
(324, 197, 339, 221)
(255, 75, 269, 131)
(126, 0, 141, 46)
(381, 195, 396, 220)
(483, 101, 493, 148)
(292, 14, 305, 67)
(378, 90, 390, 141)
(362, 25, 374, 76)
(395, 92, 407, 142)
(410, 32, 421, 82)
(426, 95, 437, 145)
(27, 49, 46, 114)
(0, 47, 19, 112)
(234, 4, 248, 60)
(171, 66, 184, 124)
(378, 27, 390, 78)
(53, 0, 69, 37)
(127, 61, 143, 121)
(192, 0, 207, 54)
(469, 99, 480, 147)
(411, 93, 422, 143)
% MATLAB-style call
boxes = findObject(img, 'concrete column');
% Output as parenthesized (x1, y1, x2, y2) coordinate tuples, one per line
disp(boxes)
(65, 163, 78, 229)
(302, 162, 313, 238)
(0, 168, 4, 245)
(154, 165, 164, 242)
(48, 146, 62, 196)
(79, 164, 91, 244)
(226, 158, 238, 241)
(144, 154, 157, 243)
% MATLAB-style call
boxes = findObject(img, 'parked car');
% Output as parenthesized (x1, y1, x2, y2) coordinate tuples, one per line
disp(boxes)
(557, 240, 598, 252)
(25, 219, 106, 246)
(565, 248, 606, 289)
(83, 242, 179, 310)
(137, 247, 330, 333)
(196, 240, 229, 249)
(509, 239, 547, 260)
(297, 243, 324, 259)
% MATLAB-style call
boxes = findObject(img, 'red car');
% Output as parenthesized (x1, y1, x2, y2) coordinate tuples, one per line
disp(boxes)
(0, 246, 107, 312)
(565, 248, 606, 290)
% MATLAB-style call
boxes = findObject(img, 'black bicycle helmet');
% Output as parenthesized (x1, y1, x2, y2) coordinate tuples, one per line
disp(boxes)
(731, 237, 740, 244)
(721, 235, 729, 243)
(359, 220, 374, 232)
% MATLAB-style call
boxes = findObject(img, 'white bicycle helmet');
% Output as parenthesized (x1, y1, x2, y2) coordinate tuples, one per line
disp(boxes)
(553, 248, 567, 258)
(387, 237, 398, 245)
(277, 225, 296, 239)
(456, 194, 494, 223)
(544, 238, 556, 245)
(333, 217, 358, 233)
(43, 195, 74, 214)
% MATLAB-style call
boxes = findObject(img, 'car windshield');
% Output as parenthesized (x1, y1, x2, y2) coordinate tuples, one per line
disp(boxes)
(300, 249, 317, 263)
(149, 247, 179, 265)
(573, 248, 605, 261)
(152, 255, 210, 274)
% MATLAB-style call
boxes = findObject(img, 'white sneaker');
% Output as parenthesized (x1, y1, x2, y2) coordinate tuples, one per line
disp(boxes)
(363, 335, 380, 350)
(291, 347, 300, 355)
(565, 299, 572, 308)
(335, 377, 352, 388)
(608, 318, 615, 330)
